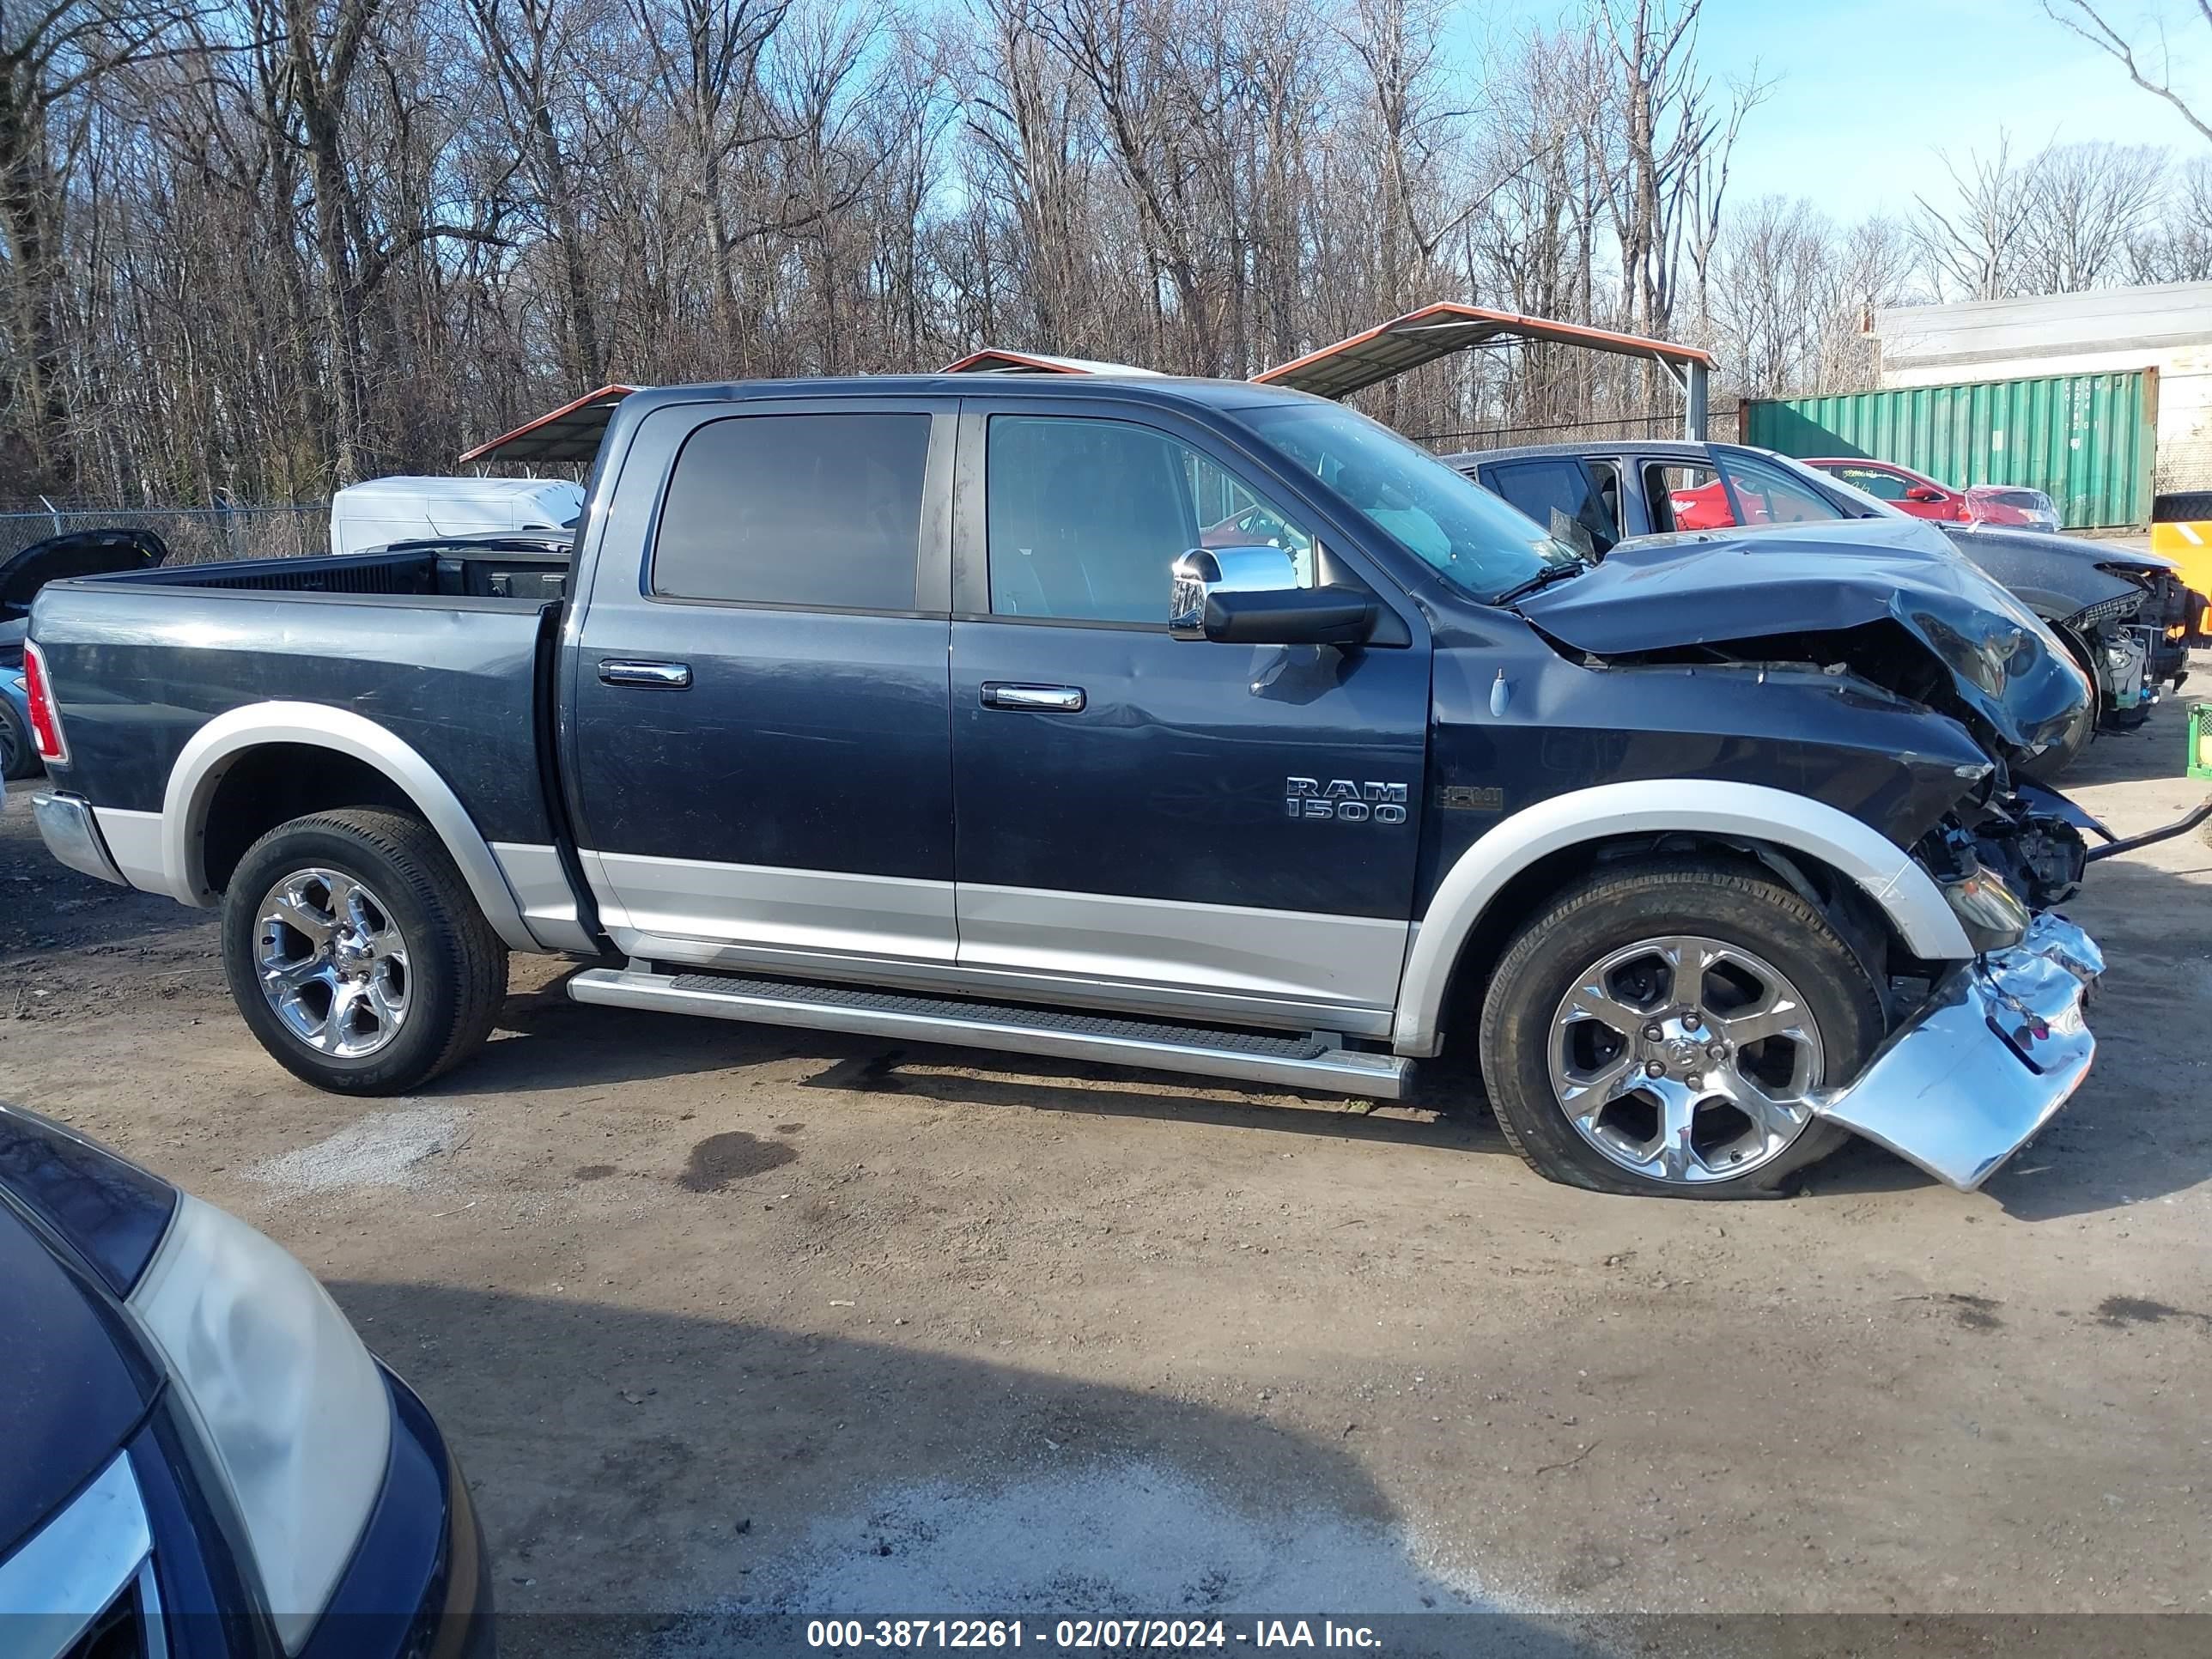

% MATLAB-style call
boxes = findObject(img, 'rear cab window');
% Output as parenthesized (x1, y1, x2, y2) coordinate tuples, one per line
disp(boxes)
(653, 412, 931, 609)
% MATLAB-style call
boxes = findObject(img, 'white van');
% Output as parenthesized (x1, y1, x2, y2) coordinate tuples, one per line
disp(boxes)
(328, 477, 584, 556)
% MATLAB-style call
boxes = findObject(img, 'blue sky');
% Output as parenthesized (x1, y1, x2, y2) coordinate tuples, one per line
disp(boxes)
(1462, 0, 2212, 222)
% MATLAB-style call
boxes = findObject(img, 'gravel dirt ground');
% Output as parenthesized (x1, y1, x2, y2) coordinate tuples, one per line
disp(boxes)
(3, 677, 2210, 1653)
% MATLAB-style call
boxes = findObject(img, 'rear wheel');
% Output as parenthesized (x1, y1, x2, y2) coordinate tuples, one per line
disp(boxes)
(1477, 860, 1881, 1198)
(222, 808, 507, 1095)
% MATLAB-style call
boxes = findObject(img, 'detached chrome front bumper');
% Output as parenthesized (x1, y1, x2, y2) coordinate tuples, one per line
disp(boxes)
(1813, 914, 2102, 1191)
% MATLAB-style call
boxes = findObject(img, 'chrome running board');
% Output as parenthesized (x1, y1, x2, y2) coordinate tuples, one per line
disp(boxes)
(568, 964, 1412, 1099)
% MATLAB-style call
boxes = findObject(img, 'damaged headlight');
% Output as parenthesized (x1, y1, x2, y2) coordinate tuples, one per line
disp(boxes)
(1939, 866, 2032, 953)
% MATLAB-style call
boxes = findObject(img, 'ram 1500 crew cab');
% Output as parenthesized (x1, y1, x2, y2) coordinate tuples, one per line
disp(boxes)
(25, 377, 2131, 1197)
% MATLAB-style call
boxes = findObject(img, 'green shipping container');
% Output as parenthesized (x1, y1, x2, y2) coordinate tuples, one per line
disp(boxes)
(1741, 370, 2155, 530)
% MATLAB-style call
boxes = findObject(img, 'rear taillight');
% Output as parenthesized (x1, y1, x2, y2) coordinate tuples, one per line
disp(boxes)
(21, 638, 67, 763)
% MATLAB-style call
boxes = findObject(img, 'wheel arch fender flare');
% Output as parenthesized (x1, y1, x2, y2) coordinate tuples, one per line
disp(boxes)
(1391, 779, 1973, 1056)
(161, 701, 537, 951)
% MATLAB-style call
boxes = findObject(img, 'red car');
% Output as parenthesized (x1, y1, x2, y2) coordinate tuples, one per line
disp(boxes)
(1805, 458, 2061, 533)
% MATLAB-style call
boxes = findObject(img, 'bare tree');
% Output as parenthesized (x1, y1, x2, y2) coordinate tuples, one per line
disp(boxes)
(1915, 136, 2028, 300)
(2041, 0, 2212, 143)
(2130, 152, 2212, 281)
(2015, 140, 2168, 293)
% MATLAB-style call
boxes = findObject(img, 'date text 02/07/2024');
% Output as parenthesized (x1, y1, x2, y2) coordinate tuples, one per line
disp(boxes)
(805, 1618, 1385, 1649)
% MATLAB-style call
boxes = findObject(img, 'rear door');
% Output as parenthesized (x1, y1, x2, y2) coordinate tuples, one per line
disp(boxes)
(568, 396, 958, 969)
(945, 397, 1431, 1033)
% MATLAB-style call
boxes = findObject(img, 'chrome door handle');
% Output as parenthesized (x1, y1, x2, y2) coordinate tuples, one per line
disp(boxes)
(599, 659, 692, 689)
(982, 683, 1085, 713)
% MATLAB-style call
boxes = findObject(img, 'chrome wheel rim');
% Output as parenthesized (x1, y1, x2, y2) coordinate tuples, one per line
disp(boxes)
(254, 868, 411, 1060)
(1547, 934, 1824, 1186)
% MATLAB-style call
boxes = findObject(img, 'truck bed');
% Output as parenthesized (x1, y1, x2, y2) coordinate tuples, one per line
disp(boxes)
(29, 548, 562, 845)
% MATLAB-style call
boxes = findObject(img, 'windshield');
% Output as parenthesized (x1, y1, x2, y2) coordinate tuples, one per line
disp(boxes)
(1234, 400, 1582, 603)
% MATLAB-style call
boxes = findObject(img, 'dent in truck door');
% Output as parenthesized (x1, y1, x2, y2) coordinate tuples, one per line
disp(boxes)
(946, 400, 1431, 1029)
(568, 398, 957, 965)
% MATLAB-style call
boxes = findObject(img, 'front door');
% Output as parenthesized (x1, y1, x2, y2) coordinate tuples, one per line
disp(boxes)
(946, 400, 1431, 1032)
(568, 397, 958, 969)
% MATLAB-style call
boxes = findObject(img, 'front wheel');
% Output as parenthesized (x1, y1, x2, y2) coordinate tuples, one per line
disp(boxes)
(222, 808, 508, 1095)
(1477, 860, 1882, 1198)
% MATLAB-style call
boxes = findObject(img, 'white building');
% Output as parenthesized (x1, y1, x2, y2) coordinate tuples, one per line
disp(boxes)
(1872, 281, 2212, 492)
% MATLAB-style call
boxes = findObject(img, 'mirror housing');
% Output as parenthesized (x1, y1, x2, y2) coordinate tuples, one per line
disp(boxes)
(1169, 546, 1376, 647)
(1906, 486, 1948, 503)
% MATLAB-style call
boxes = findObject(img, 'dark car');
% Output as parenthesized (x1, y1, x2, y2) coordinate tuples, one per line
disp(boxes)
(0, 1100, 490, 1655)
(22, 375, 2136, 1199)
(1450, 439, 2191, 732)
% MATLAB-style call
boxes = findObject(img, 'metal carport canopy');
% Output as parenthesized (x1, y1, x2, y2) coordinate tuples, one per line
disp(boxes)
(458, 383, 639, 466)
(1251, 302, 1715, 438)
(939, 348, 1161, 376)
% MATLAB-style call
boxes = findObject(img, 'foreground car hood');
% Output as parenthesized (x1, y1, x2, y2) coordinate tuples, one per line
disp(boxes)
(0, 1201, 153, 1560)
(1516, 519, 2094, 763)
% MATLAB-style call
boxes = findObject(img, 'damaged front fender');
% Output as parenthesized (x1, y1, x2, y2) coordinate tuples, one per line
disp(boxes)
(1513, 520, 2094, 774)
(1811, 913, 2101, 1190)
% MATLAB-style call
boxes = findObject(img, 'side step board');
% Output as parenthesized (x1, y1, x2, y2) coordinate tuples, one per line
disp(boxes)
(568, 965, 1412, 1099)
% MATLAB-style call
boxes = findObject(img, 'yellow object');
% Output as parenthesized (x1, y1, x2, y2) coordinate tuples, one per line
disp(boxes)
(2151, 520, 2212, 617)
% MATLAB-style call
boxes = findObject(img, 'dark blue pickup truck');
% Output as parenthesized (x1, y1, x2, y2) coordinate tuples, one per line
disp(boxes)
(23, 375, 2142, 1198)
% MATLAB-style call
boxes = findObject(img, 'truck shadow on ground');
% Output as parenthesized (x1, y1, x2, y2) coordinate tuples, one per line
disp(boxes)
(483, 981, 1496, 1155)
(327, 1285, 1585, 1659)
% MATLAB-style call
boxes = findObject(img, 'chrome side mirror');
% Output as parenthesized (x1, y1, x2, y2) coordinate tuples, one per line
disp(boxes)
(1169, 544, 1376, 647)
(1169, 545, 1302, 640)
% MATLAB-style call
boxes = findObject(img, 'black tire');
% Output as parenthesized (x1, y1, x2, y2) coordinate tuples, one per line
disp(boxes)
(2154, 489, 2212, 523)
(1476, 859, 1882, 1199)
(0, 697, 37, 781)
(222, 808, 508, 1096)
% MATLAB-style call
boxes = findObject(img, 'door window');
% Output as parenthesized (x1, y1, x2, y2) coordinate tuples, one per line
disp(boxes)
(1646, 463, 1735, 531)
(653, 412, 931, 610)
(986, 416, 1311, 623)
(1717, 453, 1844, 526)
(1486, 458, 1618, 553)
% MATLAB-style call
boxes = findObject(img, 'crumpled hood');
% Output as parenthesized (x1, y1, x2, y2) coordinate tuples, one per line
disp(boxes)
(1516, 518, 2094, 766)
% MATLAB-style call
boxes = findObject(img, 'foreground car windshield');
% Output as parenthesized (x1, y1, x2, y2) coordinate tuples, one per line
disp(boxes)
(1236, 401, 1580, 601)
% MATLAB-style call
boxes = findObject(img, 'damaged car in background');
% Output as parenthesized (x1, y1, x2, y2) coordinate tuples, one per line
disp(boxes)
(1454, 439, 2192, 739)
(21, 377, 2210, 1200)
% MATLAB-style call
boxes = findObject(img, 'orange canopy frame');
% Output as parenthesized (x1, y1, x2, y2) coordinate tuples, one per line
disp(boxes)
(1251, 302, 1713, 437)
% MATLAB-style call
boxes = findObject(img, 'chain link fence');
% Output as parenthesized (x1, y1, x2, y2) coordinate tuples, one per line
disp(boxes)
(0, 502, 328, 566)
